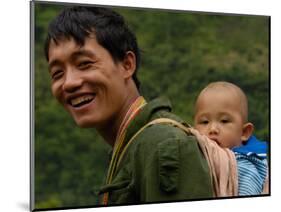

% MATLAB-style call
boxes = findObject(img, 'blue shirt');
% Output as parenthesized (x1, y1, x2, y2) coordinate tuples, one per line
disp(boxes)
(232, 136, 268, 195)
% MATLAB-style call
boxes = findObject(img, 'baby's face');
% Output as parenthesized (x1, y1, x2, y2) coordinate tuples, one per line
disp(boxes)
(194, 89, 245, 148)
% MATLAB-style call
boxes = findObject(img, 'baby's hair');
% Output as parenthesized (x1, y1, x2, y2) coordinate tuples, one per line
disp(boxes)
(196, 81, 249, 122)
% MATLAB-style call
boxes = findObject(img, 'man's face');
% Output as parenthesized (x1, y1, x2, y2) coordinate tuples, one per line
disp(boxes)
(194, 89, 245, 148)
(48, 36, 129, 129)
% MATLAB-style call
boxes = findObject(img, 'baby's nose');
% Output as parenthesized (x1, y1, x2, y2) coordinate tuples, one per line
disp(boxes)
(209, 123, 219, 134)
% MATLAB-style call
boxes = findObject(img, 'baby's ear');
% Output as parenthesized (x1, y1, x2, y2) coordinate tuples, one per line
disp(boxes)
(241, 122, 254, 142)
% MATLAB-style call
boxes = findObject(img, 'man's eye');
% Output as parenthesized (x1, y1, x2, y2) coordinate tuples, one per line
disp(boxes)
(51, 70, 63, 80)
(78, 61, 92, 69)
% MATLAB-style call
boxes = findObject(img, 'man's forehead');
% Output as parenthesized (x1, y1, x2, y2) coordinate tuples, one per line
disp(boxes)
(49, 37, 81, 51)
(48, 37, 98, 62)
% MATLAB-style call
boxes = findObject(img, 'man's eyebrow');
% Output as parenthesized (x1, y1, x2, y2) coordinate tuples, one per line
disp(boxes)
(48, 59, 62, 72)
(71, 49, 97, 60)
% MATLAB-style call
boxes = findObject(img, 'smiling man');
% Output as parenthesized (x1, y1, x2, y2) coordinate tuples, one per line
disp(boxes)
(44, 6, 213, 205)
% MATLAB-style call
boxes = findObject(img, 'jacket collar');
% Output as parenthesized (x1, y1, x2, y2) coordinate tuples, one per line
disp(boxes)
(123, 96, 172, 145)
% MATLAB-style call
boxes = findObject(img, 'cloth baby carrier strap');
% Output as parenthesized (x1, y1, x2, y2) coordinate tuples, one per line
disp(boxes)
(116, 117, 238, 197)
(116, 118, 191, 169)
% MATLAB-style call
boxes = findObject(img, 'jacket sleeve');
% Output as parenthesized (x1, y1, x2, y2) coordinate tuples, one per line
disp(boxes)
(132, 124, 213, 203)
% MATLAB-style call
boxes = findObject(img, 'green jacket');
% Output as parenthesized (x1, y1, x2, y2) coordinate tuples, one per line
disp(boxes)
(99, 97, 213, 205)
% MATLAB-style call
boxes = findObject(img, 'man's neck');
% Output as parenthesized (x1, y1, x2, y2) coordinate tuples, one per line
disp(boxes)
(98, 93, 141, 147)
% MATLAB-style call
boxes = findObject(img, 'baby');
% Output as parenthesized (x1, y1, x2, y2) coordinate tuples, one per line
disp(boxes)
(193, 81, 268, 196)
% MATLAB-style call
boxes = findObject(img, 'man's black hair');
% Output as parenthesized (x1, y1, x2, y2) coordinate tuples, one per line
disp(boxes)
(44, 6, 141, 90)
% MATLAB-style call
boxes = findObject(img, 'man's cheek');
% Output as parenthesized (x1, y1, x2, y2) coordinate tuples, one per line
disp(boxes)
(51, 84, 63, 103)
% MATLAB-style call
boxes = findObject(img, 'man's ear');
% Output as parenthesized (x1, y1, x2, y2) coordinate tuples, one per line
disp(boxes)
(121, 51, 136, 79)
(241, 122, 254, 142)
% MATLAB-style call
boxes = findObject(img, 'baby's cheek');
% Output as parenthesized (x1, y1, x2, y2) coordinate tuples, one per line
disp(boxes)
(195, 127, 206, 135)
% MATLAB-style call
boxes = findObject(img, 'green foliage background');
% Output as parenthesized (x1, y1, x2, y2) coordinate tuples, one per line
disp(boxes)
(34, 2, 269, 210)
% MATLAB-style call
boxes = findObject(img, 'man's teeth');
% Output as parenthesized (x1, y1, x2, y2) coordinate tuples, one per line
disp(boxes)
(71, 95, 94, 106)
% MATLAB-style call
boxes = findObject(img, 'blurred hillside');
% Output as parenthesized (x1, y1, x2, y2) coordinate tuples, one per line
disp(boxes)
(34, 2, 269, 209)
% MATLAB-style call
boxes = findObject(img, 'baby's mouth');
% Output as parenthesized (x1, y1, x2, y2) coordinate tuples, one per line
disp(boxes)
(69, 94, 96, 108)
(210, 137, 220, 145)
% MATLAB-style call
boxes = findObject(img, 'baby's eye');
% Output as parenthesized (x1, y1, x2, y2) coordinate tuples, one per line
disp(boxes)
(221, 119, 230, 123)
(199, 120, 209, 125)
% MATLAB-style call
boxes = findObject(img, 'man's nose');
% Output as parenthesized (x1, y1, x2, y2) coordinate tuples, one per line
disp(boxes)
(62, 69, 83, 92)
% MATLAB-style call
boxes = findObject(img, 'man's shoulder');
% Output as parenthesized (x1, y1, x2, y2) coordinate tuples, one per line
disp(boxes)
(130, 115, 197, 154)
(140, 119, 191, 140)
(126, 96, 198, 155)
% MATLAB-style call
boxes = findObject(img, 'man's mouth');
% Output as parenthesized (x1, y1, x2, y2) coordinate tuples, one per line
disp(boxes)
(69, 94, 95, 108)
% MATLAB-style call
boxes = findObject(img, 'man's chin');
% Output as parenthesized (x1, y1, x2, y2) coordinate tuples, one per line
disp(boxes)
(73, 117, 97, 128)
(68, 111, 97, 128)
